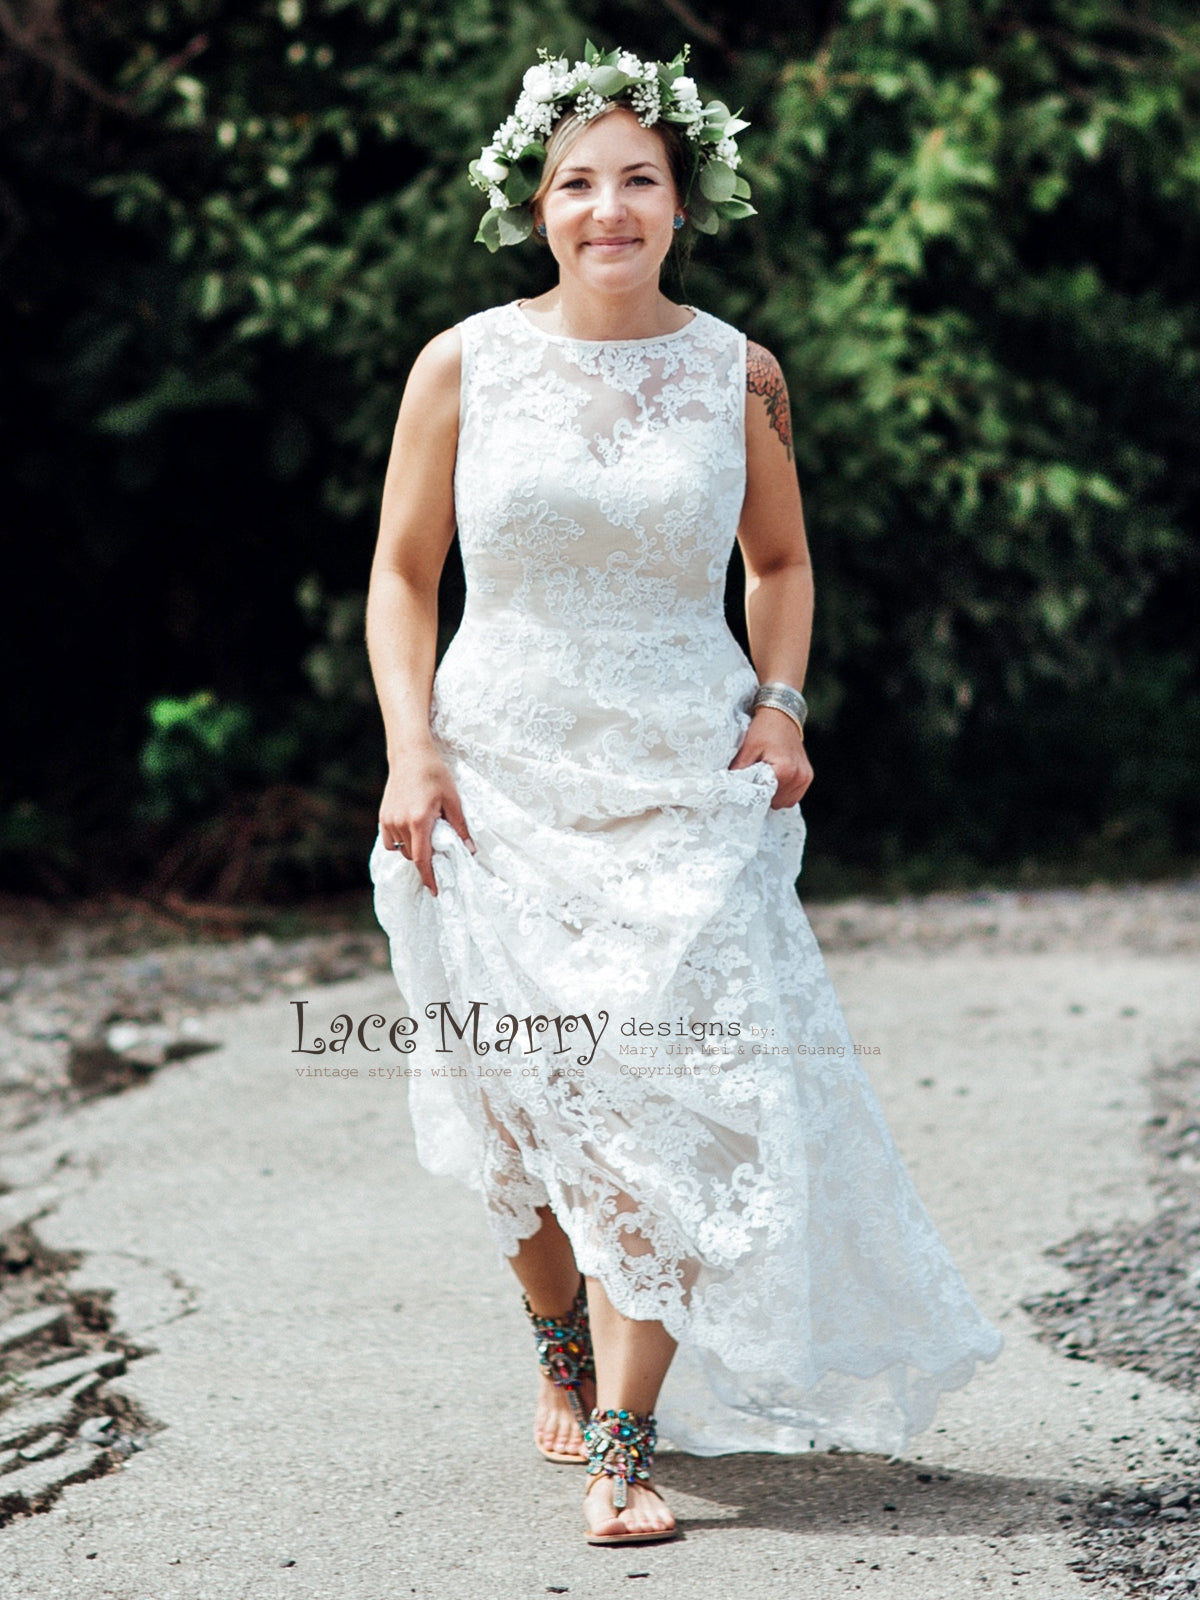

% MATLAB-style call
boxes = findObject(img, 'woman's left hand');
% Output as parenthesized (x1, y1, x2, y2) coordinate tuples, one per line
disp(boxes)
(728, 707, 814, 809)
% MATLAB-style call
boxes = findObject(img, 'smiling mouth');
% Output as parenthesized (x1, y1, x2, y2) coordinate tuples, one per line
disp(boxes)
(585, 238, 639, 248)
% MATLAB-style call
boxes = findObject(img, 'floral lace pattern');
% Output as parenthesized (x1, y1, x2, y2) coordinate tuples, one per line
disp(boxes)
(370, 300, 1002, 1456)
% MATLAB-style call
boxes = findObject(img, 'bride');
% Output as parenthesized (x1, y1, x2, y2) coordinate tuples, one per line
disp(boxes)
(366, 46, 1002, 1547)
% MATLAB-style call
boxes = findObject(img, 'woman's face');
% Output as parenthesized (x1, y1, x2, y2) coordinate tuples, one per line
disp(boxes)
(535, 108, 681, 294)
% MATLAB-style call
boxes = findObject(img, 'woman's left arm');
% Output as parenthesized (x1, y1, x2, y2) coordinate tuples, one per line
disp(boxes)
(729, 341, 815, 809)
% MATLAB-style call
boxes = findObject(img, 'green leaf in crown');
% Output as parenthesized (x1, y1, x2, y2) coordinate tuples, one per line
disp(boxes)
(699, 161, 738, 203)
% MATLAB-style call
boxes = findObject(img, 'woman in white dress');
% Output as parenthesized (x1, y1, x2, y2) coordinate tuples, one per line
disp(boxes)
(366, 47, 1002, 1546)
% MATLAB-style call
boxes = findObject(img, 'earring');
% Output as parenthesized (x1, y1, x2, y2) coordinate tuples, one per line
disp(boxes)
(672, 214, 685, 231)
(536, 222, 547, 237)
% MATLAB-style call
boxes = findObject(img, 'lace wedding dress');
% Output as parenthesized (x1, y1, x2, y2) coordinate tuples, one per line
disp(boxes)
(370, 299, 1003, 1457)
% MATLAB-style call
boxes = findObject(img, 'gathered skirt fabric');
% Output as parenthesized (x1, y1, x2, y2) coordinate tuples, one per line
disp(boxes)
(369, 629, 1003, 1459)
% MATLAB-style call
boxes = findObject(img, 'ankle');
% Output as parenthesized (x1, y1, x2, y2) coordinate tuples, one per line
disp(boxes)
(583, 1408, 658, 1510)
(521, 1272, 583, 1320)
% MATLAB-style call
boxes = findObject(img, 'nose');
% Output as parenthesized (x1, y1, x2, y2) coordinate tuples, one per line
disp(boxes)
(591, 183, 628, 223)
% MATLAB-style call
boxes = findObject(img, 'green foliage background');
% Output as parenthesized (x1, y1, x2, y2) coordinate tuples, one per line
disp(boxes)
(3, 0, 1198, 898)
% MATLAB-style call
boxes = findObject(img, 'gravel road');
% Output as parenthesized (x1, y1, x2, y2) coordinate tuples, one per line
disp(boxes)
(0, 879, 1196, 1598)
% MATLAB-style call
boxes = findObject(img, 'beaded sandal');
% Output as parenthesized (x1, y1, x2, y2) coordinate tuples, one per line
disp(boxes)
(523, 1281, 596, 1465)
(582, 1408, 679, 1545)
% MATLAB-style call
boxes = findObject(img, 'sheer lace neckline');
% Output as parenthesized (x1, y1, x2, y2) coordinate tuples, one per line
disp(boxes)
(510, 300, 700, 348)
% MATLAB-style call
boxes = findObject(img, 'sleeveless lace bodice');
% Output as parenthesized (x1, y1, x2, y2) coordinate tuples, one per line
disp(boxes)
(370, 300, 1003, 1458)
(436, 302, 772, 806)
(456, 301, 745, 627)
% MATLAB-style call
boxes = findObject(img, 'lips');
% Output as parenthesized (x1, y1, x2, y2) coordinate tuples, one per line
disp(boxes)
(585, 238, 639, 248)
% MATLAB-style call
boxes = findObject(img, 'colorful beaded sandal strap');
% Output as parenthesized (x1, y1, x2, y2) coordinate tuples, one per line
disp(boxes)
(522, 1281, 596, 1427)
(583, 1408, 657, 1511)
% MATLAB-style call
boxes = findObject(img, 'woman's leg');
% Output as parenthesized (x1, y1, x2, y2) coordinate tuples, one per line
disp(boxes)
(583, 1274, 678, 1537)
(510, 1205, 597, 1457)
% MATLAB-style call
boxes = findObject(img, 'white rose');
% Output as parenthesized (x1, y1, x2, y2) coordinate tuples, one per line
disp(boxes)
(672, 76, 698, 101)
(522, 63, 561, 102)
(477, 147, 509, 183)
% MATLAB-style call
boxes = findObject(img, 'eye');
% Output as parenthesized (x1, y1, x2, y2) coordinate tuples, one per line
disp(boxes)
(629, 175, 655, 185)
(560, 177, 588, 190)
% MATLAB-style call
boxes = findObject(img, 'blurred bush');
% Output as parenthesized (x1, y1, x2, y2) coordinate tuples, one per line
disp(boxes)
(1, 0, 1197, 898)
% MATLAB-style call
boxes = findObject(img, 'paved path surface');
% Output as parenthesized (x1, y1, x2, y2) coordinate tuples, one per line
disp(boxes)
(0, 940, 1197, 1598)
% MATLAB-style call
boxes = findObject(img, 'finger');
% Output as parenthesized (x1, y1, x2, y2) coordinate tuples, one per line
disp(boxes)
(410, 825, 438, 897)
(772, 769, 814, 808)
(441, 795, 477, 854)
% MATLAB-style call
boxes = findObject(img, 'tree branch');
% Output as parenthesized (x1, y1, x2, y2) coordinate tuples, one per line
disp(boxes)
(0, 0, 134, 115)
(658, 0, 732, 59)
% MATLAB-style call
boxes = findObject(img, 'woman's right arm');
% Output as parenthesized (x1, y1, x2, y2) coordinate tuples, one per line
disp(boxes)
(365, 327, 471, 897)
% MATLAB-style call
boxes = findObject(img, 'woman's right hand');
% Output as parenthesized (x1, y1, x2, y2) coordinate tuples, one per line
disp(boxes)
(379, 749, 476, 897)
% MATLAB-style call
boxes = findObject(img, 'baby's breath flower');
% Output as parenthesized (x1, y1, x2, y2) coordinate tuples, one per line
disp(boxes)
(514, 93, 555, 137)
(494, 115, 523, 156)
(716, 137, 741, 168)
(630, 79, 661, 127)
(574, 88, 607, 122)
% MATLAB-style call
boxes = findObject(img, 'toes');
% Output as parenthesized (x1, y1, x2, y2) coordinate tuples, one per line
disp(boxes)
(623, 1492, 674, 1536)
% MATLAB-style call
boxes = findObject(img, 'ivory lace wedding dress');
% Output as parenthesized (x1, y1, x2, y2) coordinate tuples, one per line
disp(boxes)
(370, 299, 1003, 1457)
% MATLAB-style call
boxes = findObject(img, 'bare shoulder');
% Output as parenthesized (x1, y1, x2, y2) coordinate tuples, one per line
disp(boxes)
(394, 327, 463, 436)
(745, 340, 794, 463)
(404, 326, 461, 399)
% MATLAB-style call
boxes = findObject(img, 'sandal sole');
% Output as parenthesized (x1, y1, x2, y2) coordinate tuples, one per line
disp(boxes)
(584, 1527, 681, 1545)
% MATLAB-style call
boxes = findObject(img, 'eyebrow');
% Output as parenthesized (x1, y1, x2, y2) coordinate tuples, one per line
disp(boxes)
(558, 161, 661, 175)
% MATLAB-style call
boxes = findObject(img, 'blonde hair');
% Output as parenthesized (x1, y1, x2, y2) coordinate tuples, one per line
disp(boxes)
(530, 105, 690, 224)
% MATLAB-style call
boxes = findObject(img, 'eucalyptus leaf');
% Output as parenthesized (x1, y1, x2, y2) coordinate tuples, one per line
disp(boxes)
(687, 195, 718, 233)
(699, 160, 738, 202)
(715, 198, 757, 219)
(589, 67, 631, 97)
(474, 207, 502, 253)
(503, 168, 537, 205)
(496, 208, 533, 246)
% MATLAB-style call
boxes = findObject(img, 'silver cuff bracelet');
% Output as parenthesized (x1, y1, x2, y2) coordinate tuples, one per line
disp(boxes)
(751, 682, 808, 733)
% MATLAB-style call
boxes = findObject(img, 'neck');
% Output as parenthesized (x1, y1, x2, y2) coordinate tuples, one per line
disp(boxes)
(531, 280, 689, 342)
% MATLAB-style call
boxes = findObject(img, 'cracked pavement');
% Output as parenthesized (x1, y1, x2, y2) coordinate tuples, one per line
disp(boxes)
(0, 915, 1196, 1597)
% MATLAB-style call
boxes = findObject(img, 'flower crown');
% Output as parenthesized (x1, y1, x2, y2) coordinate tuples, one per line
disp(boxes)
(469, 42, 755, 252)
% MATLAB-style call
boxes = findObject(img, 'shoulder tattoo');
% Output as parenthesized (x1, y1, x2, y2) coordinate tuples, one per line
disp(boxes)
(746, 341, 794, 462)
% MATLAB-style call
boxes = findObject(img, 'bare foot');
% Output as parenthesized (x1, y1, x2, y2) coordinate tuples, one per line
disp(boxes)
(533, 1372, 596, 1461)
(583, 1472, 676, 1540)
